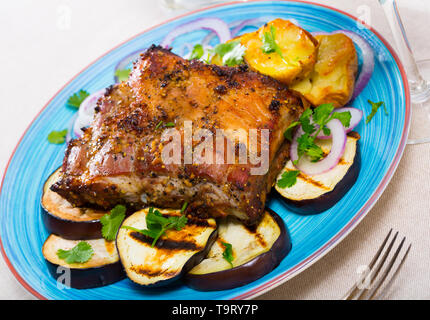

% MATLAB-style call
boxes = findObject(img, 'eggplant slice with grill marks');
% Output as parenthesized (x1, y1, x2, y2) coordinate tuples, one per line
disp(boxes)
(42, 234, 125, 289)
(41, 168, 107, 240)
(116, 208, 218, 287)
(275, 132, 361, 215)
(184, 208, 291, 291)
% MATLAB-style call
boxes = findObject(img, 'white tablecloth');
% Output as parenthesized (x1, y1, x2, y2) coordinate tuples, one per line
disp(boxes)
(0, 0, 428, 299)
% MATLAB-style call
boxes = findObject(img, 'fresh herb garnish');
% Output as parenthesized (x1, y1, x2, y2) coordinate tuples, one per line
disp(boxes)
(261, 25, 283, 59)
(284, 121, 301, 142)
(122, 207, 188, 247)
(47, 129, 68, 144)
(366, 100, 388, 124)
(114, 68, 131, 82)
(66, 90, 90, 109)
(100, 205, 126, 241)
(222, 242, 234, 268)
(180, 201, 188, 213)
(213, 40, 246, 67)
(57, 241, 94, 264)
(189, 44, 204, 60)
(287, 103, 352, 165)
(155, 121, 175, 129)
(277, 170, 300, 188)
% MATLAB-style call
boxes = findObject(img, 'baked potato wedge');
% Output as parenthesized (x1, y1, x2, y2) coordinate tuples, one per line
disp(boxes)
(213, 19, 319, 85)
(291, 33, 358, 108)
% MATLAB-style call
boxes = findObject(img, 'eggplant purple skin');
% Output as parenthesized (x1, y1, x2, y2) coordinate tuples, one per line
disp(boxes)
(40, 168, 103, 240)
(183, 208, 292, 292)
(117, 227, 219, 288)
(41, 208, 102, 240)
(278, 143, 361, 215)
(44, 259, 126, 289)
(42, 205, 103, 240)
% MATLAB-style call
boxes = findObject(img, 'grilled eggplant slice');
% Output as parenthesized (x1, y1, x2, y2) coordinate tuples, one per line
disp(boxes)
(276, 132, 360, 214)
(41, 168, 107, 240)
(184, 208, 291, 291)
(42, 234, 125, 289)
(116, 208, 218, 287)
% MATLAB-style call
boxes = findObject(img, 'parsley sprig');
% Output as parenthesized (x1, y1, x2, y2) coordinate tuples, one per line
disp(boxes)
(189, 44, 204, 60)
(66, 90, 90, 109)
(213, 41, 246, 67)
(47, 129, 68, 144)
(261, 25, 284, 59)
(285, 103, 352, 165)
(366, 100, 388, 124)
(277, 170, 300, 189)
(100, 205, 126, 241)
(115, 68, 131, 82)
(221, 242, 234, 268)
(122, 206, 188, 247)
(57, 241, 94, 264)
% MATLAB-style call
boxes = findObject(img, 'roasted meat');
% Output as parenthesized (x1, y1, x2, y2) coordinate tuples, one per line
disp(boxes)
(51, 45, 307, 225)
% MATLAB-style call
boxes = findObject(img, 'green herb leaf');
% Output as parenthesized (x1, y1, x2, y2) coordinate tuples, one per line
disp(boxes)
(100, 205, 126, 241)
(121, 207, 188, 247)
(114, 68, 131, 82)
(297, 132, 324, 162)
(284, 121, 300, 142)
(261, 25, 283, 59)
(366, 100, 388, 124)
(66, 90, 90, 109)
(213, 41, 246, 67)
(57, 241, 94, 264)
(222, 242, 234, 268)
(155, 120, 163, 129)
(47, 129, 68, 144)
(164, 122, 175, 127)
(189, 44, 204, 60)
(180, 201, 188, 213)
(277, 170, 300, 188)
(299, 108, 316, 135)
(332, 111, 352, 128)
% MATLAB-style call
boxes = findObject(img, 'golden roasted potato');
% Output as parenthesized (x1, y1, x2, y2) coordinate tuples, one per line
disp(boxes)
(212, 19, 319, 85)
(291, 33, 358, 108)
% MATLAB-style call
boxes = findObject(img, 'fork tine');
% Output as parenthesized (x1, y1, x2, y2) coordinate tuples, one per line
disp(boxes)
(343, 229, 393, 300)
(355, 231, 399, 300)
(368, 241, 411, 300)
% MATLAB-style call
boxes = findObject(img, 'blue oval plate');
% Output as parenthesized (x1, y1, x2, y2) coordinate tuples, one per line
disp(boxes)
(0, 0, 410, 300)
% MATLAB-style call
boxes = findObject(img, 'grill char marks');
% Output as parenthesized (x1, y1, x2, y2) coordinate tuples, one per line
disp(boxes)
(51, 45, 307, 225)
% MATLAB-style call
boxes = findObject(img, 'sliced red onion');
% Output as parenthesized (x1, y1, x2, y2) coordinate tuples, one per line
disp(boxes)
(316, 107, 363, 139)
(290, 119, 347, 176)
(338, 30, 374, 100)
(161, 17, 231, 49)
(66, 112, 78, 143)
(114, 50, 144, 83)
(311, 30, 374, 101)
(73, 88, 107, 138)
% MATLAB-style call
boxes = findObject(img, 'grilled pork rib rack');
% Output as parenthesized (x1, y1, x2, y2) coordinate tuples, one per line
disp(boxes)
(51, 45, 307, 225)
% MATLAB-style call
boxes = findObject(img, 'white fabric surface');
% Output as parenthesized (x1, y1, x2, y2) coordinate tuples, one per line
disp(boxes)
(0, 0, 428, 300)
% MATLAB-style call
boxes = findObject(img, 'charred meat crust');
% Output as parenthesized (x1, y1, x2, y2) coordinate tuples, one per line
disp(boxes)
(51, 45, 306, 225)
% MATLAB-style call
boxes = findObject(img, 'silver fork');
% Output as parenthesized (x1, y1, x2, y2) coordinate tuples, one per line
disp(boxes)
(342, 229, 412, 300)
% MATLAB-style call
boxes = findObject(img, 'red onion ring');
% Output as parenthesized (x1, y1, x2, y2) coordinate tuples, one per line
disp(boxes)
(311, 30, 374, 101)
(316, 107, 363, 139)
(161, 17, 231, 49)
(73, 88, 107, 138)
(290, 119, 347, 176)
(338, 30, 374, 100)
